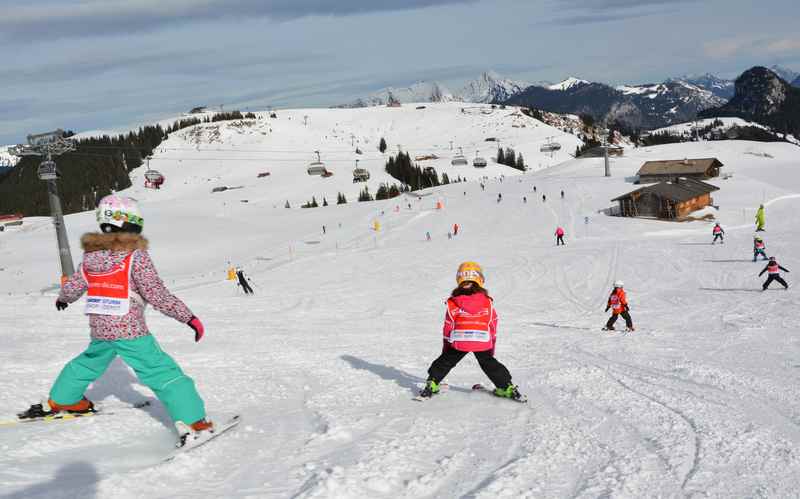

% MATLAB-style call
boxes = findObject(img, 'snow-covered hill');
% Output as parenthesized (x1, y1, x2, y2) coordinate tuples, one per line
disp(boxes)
(113, 103, 581, 210)
(2, 118, 800, 496)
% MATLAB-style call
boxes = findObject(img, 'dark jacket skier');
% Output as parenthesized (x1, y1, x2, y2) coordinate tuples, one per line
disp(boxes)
(759, 257, 789, 290)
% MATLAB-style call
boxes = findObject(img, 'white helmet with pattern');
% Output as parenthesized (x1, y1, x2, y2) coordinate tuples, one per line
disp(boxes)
(613, 280, 624, 288)
(96, 195, 144, 233)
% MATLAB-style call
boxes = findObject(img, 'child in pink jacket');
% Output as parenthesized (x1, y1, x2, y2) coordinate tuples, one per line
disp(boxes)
(19, 195, 213, 446)
(417, 262, 525, 401)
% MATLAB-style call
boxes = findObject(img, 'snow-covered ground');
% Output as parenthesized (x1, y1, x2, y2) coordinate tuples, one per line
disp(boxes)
(0, 145, 20, 167)
(1, 122, 800, 496)
(651, 117, 799, 146)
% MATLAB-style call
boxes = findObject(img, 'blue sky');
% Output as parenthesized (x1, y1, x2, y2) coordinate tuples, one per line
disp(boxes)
(1, 0, 799, 145)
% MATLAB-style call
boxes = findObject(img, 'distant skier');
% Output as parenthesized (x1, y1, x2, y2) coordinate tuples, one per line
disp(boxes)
(533, 185, 537, 192)
(542, 194, 546, 202)
(322, 225, 326, 235)
(712, 223, 724, 244)
(755, 204, 765, 232)
(555, 227, 565, 246)
(20, 195, 214, 444)
(417, 262, 525, 401)
(604, 280, 634, 331)
(560, 190, 564, 199)
(453, 223, 459, 236)
(497, 193, 502, 203)
(426, 231, 432, 241)
(753, 236, 768, 262)
(759, 256, 789, 290)
(523, 196, 527, 204)
(236, 268, 254, 295)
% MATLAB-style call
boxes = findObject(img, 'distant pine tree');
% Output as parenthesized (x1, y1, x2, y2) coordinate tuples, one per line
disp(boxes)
(379, 137, 387, 153)
(515, 153, 525, 171)
(358, 186, 373, 202)
(323, 197, 328, 206)
(497, 147, 505, 164)
(504, 148, 516, 167)
(285, 200, 291, 208)
(337, 192, 347, 204)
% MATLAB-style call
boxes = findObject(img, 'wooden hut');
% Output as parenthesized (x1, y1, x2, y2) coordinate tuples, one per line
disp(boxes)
(611, 178, 719, 219)
(636, 158, 723, 184)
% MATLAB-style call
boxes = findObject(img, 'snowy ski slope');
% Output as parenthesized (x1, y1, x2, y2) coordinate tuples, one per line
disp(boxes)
(1, 107, 800, 498)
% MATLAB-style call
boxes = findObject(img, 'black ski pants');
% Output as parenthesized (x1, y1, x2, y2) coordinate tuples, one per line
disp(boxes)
(556, 235, 565, 246)
(712, 234, 723, 244)
(763, 275, 788, 290)
(606, 311, 633, 329)
(427, 347, 512, 388)
(238, 277, 254, 294)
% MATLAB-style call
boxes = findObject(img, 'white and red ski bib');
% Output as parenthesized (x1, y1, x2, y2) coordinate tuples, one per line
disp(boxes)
(83, 253, 135, 316)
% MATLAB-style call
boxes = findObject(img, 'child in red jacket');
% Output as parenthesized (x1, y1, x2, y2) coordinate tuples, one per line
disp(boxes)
(418, 262, 525, 401)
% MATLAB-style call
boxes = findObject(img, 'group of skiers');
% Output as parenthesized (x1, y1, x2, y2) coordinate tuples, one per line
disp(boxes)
(711, 207, 790, 290)
(25, 189, 789, 445)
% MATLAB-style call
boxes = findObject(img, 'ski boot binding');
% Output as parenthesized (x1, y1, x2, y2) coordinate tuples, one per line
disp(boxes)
(18, 398, 95, 420)
(175, 419, 215, 448)
(493, 384, 528, 402)
(418, 379, 441, 399)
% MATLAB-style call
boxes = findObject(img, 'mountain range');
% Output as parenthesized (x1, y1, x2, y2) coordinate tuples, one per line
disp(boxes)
(344, 65, 800, 130)
(699, 66, 800, 138)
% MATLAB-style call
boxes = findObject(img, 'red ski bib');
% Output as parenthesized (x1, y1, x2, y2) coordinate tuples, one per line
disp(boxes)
(83, 253, 134, 316)
(445, 299, 493, 351)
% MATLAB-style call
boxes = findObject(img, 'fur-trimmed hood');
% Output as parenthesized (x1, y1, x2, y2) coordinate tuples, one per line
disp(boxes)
(81, 232, 149, 252)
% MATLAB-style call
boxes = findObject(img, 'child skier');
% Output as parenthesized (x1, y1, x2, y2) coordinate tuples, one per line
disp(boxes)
(236, 267, 254, 295)
(755, 204, 765, 232)
(604, 280, 634, 331)
(20, 195, 213, 445)
(753, 236, 768, 262)
(418, 262, 525, 401)
(759, 256, 790, 290)
(712, 223, 724, 244)
(555, 227, 565, 246)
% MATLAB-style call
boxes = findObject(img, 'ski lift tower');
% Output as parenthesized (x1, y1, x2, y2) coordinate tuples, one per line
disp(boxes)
(600, 128, 611, 177)
(9, 129, 77, 281)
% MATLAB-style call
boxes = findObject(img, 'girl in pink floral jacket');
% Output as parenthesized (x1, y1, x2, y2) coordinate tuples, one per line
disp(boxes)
(23, 195, 213, 443)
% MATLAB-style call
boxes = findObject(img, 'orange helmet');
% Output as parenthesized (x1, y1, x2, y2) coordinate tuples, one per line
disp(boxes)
(456, 261, 485, 287)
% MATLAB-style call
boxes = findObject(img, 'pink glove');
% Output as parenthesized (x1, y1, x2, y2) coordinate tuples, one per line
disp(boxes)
(187, 316, 205, 342)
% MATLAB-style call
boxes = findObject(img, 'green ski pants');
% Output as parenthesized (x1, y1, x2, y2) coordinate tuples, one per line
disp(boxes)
(50, 335, 205, 424)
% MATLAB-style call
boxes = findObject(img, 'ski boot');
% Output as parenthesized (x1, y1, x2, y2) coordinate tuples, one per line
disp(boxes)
(18, 397, 95, 420)
(417, 378, 441, 399)
(602, 326, 615, 331)
(625, 326, 635, 332)
(493, 384, 527, 402)
(175, 419, 215, 448)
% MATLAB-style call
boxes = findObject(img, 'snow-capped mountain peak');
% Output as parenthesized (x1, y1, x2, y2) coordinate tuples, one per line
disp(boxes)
(548, 77, 590, 91)
(457, 71, 530, 103)
(346, 81, 456, 107)
(769, 64, 799, 85)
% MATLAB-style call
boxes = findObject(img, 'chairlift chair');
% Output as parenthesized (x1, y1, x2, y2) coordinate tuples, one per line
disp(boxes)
(451, 146, 468, 166)
(144, 170, 165, 188)
(540, 137, 562, 152)
(308, 150, 327, 175)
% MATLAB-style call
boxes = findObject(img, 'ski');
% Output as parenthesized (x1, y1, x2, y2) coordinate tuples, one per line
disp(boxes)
(472, 384, 528, 403)
(412, 383, 449, 402)
(1, 401, 151, 427)
(165, 414, 241, 462)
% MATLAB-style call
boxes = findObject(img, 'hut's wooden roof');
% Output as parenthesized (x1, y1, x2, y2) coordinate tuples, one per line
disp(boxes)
(612, 178, 719, 203)
(637, 158, 723, 176)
